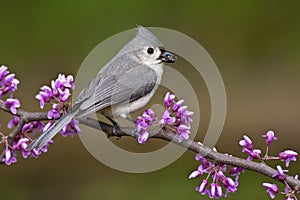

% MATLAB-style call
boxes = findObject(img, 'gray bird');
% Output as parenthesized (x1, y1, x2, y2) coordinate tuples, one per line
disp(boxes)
(27, 26, 176, 150)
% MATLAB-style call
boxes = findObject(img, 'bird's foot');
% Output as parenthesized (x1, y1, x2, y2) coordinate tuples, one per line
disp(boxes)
(131, 127, 137, 137)
(112, 123, 121, 136)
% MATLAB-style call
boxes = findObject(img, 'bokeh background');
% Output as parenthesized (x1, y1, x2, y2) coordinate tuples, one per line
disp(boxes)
(0, 1, 300, 200)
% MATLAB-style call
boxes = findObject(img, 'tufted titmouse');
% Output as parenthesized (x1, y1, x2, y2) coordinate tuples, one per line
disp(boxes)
(27, 26, 176, 150)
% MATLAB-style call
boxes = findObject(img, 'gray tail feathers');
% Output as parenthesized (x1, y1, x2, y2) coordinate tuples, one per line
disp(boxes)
(27, 108, 80, 151)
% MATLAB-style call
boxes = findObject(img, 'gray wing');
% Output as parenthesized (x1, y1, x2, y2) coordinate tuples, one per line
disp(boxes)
(76, 52, 140, 105)
(76, 57, 157, 116)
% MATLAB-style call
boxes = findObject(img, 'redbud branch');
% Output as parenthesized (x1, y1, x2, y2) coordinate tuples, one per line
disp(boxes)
(0, 101, 48, 163)
(0, 100, 299, 192)
(78, 117, 300, 191)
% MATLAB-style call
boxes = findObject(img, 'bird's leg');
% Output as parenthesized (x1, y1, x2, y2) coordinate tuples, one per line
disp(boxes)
(105, 114, 137, 137)
(127, 118, 137, 137)
(104, 116, 121, 137)
(120, 114, 137, 137)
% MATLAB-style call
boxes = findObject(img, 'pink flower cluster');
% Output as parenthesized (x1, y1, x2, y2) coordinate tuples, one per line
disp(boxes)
(135, 92, 193, 144)
(36, 74, 80, 137)
(240, 130, 298, 200)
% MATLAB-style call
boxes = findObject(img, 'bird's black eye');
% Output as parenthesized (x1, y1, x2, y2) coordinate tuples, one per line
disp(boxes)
(147, 47, 154, 54)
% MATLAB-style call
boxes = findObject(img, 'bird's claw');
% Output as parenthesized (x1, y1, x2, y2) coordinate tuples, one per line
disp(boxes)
(131, 127, 137, 137)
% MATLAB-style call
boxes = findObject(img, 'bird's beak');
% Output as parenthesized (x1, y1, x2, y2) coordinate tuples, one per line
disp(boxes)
(159, 49, 176, 63)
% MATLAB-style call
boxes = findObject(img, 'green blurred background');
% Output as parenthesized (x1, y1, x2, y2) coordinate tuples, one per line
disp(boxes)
(0, 1, 300, 200)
